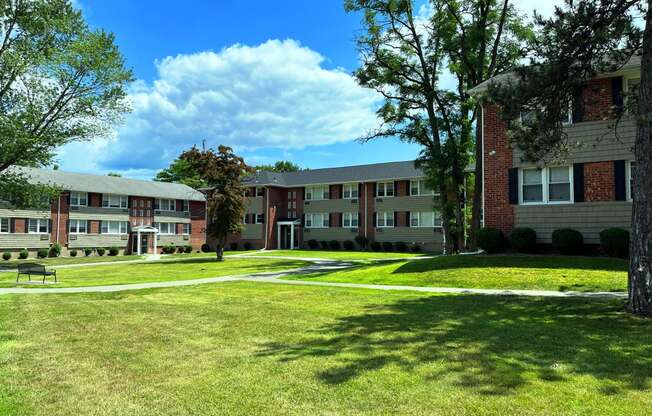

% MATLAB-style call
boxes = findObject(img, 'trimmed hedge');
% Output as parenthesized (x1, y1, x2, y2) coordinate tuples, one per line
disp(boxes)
(229, 242, 238, 251)
(410, 244, 422, 253)
(84, 248, 92, 257)
(354, 235, 369, 249)
(201, 243, 211, 253)
(343, 240, 355, 250)
(19, 250, 29, 260)
(382, 241, 394, 252)
(96, 247, 106, 256)
(243, 242, 252, 250)
(510, 227, 537, 253)
(162, 244, 176, 254)
(600, 228, 629, 258)
(70, 249, 78, 257)
(307, 239, 319, 249)
(478, 227, 506, 254)
(320, 241, 329, 250)
(37, 248, 48, 259)
(552, 228, 584, 255)
(370, 241, 382, 252)
(108, 246, 119, 256)
(395, 241, 407, 252)
(2, 252, 10, 261)
(329, 240, 340, 250)
(184, 245, 192, 253)
(49, 243, 62, 258)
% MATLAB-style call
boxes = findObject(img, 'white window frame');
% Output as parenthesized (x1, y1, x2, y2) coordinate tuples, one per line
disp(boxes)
(376, 211, 394, 228)
(342, 183, 359, 199)
(101, 220, 129, 235)
(181, 200, 189, 212)
(519, 166, 573, 205)
(155, 198, 176, 212)
(305, 213, 329, 228)
(520, 104, 573, 126)
(69, 219, 87, 234)
(256, 187, 265, 197)
(409, 179, 435, 196)
(0, 218, 8, 233)
(102, 194, 128, 209)
(376, 182, 395, 198)
(342, 212, 359, 228)
(627, 160, 635, 201)
(154, 222, 176, 235)
(410, 211, 442, 228)
(28, 218, 49, 234)
(182, 223, 190, 235)
(70, 191, 88, 207)
(305, 185, 329, 201)
(256, 213, 264, 224)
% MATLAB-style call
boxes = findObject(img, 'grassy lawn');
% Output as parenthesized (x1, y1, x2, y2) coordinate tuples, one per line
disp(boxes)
(0, 257, 307, 288)
(0, 283, 650, 415)
(240, 249, 427, 260)
(286, 255, 628, 292)
(0, 254, 144, 269)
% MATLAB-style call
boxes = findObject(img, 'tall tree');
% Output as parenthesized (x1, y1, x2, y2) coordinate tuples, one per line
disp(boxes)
(0, 0, 133, 207)
(155, 157, 208, 190)
(253, 160, 303, 173)
(486, 0, 650, 315)
(434, 0, 534, 249)
(180, 145, 252, 261)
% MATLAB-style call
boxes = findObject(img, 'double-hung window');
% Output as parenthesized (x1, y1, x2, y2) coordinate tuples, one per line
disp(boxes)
(343, 183, 359, 199)
(410, 211, 442, 227)
(342, 212, 359, 228)
(520, 167, 572, 204)
(155, 198, 175, 211)
(256, 214, 264, 224)
(627, 161, 635, 201)
(305, 185, 328, 201)
(181, 200, 189, 212)
(69, 219, 87, 234)
(155, 222, 176, 235)
(102, 194, 128, 209)
(70, 191, 87, 207)
(305, 213, 328, 228)
(101, 221, 128, 234)
(256, 187, 265, 197)
(376, 211, 394, 228)
(182, 223, 190, 235)
(376, 182, 394, 197)
(28, 218, 49, 234)
(410, 179, 435, 196)
(0, 218, 9, 233)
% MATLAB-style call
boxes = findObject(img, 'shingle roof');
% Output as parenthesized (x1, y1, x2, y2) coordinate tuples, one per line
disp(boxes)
(244, 160, 427, 187)
(12, 167, 205, 201)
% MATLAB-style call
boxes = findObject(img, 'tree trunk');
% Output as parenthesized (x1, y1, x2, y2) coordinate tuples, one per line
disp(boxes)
(628, 2, 652, 316)
(215, 236, 226, 262)
(469, 113, 483, 251)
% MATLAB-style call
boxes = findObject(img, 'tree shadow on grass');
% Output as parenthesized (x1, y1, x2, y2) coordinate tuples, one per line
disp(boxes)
(257, 295, 651, 396)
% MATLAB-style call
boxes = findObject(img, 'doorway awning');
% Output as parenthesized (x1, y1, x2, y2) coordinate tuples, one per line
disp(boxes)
(132, 225, 159, 255)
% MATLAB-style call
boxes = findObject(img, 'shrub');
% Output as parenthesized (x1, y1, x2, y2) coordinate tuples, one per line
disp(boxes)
(162, 244, 175, 254)
(354, 235, 369, 250)
(510, 227, 537, 253)
(37, 248, 48, 259)
(329, 240, 340, 250)
(370, 241, 382, 252)
(395, 241, 407, 252)
(2, 252, 10, 261)
(184, 245, 192, 254)
(382, 241, 394, 252)
(478, 227, 507, 254)
(243, 242, 252, 250)
(49, 243, 62, 258)
(96, 247, 106, 256)
(201, 243, 211, 253)
(320, 241, 329, 250)
(230, 242, 238, 251)
(410, 244, 422, 253)
(307, 239, 319, 249)
(108, 246, 119, 256)
(552, 228, 584, 255)
(600, 228, 629, 258)
(177, 246, 185, 253)
(343, 240, 355, 250)
(19, 250, 29, 260)
(84, 248, 92, 257)
(70, 249, 78, 257)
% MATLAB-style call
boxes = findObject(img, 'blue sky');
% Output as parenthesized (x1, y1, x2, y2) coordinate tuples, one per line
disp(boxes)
(58, 0, 559, 178)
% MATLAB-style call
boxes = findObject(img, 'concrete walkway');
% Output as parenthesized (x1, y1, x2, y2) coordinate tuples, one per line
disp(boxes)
(0, 258, 627, 299)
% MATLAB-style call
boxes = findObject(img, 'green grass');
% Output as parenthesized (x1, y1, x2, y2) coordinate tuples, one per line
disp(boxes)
(240, 249, 426, 260)
(0, 283, 649, 415)
(0, 254, 143, 268)
(0, 257, 307, 288)
(286, 255, 628, 292)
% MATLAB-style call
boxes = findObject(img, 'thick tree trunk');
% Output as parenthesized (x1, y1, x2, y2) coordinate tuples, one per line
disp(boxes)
(469, 115, 483, 251)
(628, 2, 652, 316)
(215, 236, 226, 262)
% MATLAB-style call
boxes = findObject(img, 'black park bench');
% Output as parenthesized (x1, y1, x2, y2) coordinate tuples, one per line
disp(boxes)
(16, 263, 57, 284)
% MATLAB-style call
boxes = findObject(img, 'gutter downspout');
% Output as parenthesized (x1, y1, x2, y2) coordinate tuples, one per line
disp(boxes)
(56, 194, 61, 244)
(481, 105, 485, 228)
(263, 186, 269, 250)
(364, 182, 368, 239)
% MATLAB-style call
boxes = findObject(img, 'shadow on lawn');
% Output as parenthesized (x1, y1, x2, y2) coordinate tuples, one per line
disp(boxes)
(258, 295, 651, 395)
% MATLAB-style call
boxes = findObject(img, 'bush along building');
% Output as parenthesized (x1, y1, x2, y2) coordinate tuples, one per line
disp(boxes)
(0, 168, 206, 258)
(471, 55, 640, 251)
(229, 161, 445, 252)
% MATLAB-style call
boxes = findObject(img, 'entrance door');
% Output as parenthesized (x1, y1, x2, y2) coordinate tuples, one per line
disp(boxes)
(280, 225, 291, 249)
(132, 234, 150, 254)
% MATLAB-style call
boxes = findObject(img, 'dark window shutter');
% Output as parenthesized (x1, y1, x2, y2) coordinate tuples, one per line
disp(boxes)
(188, 223, 192, 234)
(24, 219, 29, 233)
(508, 168, 519, 205)
(10, 218, 15, 233)
(372, 183, 377, 196)
(372, 212, 377, 227)
(66, 192, 71, 205)
(86, 220, 91, 234)
(358, 183, 363, 198)
(394, 181, 400, 196)
(573, 163, 585, 203)
(98, 221, 102, 234)
(49, 219, 53, 234)
(357, 212, 361, 226)
(612, 77, 624, 112)
(301, 214, 305, 226)
(572, 87, 584, 123)
(406, 211, 411, 227)
(393, 212, 398, 227)
(66, 219, 69, 233)
(339, 184, 344, 199)
(614, 160, 627, 201)
(338, 213, 343, 227)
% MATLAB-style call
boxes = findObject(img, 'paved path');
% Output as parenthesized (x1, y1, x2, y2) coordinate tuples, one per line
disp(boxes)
(0, 258, 626, 299)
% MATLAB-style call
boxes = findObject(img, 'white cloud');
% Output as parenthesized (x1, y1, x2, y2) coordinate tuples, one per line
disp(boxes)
(90, 39, 380, 171)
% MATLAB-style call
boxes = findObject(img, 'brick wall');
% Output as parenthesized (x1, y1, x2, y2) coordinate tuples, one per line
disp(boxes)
(483, 105, 515, 233)
(395, 180, 409, 197)
(582, 78, 614, 122)
(362, 183, 375, 240)
(265, 187, 287, 249)
(584, 161, 615, 202)
(51, 192, 69, 246)
(14, 218, 26, 233)
(188, 201, 206, 250)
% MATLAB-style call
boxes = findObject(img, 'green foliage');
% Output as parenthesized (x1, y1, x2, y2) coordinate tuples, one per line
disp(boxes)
(84, 248, 92, 257)
(154, 158, 208, 190)
(395, 241, 407, 252)
(370, 241, 382, 252)
(307, 239, 319, 249)
(478, 227, 507, 254)
(328, 240, 340, 250)
(201, 243, 211, 253)
(510, 227, 537, 253)
(37, 248, 48, 259)
(70, 249, 78, 257)
(320, 241, 329, 250)
(96, 247, 105, 256)
(177, 246, 185, 254)
(410, 244, 422, 253)
(243, 242, 252, 250)
(354, 235, 369, 249)
(108, 246, 119, 256)
(184, 245, 192, 254)
(2, 252, 10, 261)
(600, 228, 630, 258)
(162, 244, 176, 255)
(49, 243, 62, 258)
(19, 250, 29, 260)
(253, 160, 302, 173)
(343, 240, 355, 251)
(382, 241, 394, 252)
(229, 242, 238, 251)
(0, 0, 133, 207)
(552, 228, 584, 255)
